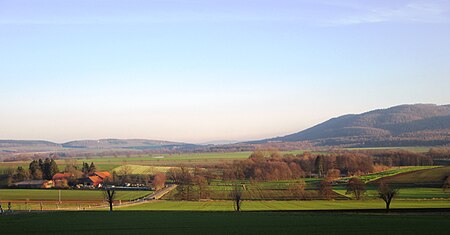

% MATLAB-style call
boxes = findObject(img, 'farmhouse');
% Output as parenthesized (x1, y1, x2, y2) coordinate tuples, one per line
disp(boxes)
(14, 180, 55, 189)
(77, 171, 112, 188)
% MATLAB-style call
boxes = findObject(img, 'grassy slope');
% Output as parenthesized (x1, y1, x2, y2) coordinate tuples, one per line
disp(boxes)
(3, 211, 449, 235)
(0, 189, 152, 201)
(371, 166, 450, 185)
(356, 166, 438, 183)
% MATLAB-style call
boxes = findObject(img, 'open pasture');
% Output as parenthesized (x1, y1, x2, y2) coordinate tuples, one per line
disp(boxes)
(116, 199, 450, 211)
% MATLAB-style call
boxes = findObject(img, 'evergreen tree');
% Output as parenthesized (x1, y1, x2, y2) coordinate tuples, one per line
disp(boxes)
(29, 160, 43, 179)
(315, 156, 324, 177)
(41, 158, 58, 180)
(88, 162, 97, 174)
(14, 166, 30, 182)
(38, 159, 44, 171)
(82, 162, 90, 175)
(49, 159, 59, 178)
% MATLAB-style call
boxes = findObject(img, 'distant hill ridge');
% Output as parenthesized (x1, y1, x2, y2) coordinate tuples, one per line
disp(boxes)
(0, 138, 195, 151)
(2, 104, 450, 151)
(253, 104, 450, 147)
(62, 138, 186, 149)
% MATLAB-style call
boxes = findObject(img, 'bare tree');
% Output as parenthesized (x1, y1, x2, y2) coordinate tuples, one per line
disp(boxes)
(319, 180, 334, 200)
(443, 176, 450, 192)
(230, 182, 243, 212)
(194, 175, 209, 200)
(153, 172, 167, 191)
(378, 181, 399, 212)
(288, 181, 306, 199)
(346, 178, 366, 200)
(103, 187, 116, 212)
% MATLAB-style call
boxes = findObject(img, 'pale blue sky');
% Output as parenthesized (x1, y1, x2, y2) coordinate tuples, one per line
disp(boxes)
(0, 0, 449, 143)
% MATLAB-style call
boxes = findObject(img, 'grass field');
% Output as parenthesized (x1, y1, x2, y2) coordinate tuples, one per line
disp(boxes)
(116, 199, 450, 211)
(356, 166, 439, 183)
(0, 189, 152, 201)
(3, 211, 449, 235)
(334, 186, 450, 199)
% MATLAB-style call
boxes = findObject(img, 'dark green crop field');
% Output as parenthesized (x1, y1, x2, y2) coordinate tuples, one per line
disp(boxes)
(2, 211, 449, 235)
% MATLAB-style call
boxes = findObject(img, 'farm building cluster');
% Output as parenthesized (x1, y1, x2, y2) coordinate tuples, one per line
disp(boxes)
(13, 171, 112, 189)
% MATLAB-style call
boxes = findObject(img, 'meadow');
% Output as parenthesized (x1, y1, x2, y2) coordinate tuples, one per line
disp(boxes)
(0, 189, 152, 201)
(2, 211, 450, 235)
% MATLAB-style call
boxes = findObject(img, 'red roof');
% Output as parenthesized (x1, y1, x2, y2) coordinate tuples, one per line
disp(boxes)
(88, 176, 103, 186)
(94, 171, 111, 179)
(52, 173, 73, 180)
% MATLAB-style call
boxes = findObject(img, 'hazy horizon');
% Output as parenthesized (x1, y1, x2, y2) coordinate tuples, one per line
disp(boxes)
(1, 0, 449, 143)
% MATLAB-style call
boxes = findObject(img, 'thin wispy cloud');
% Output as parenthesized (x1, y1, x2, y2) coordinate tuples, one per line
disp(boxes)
(0, 0, 448, 26)
(327, 1, 450, 26)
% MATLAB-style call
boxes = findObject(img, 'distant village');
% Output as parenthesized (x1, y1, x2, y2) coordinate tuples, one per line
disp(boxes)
(14, 171, 112, 189)
(5, 158, 151, 190)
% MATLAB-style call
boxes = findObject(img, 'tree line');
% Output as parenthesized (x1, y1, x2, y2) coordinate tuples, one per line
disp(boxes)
(220, 150, 434, 181)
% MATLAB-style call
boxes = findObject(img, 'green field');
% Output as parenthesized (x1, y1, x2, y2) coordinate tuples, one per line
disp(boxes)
(65, 150, 327, 166)
(334, 186, 450, 199)
(0, 189, 152, 201)
(2, 211, 449, 235)
(356, 166, 439, 183)
(116, 199, 450, 211)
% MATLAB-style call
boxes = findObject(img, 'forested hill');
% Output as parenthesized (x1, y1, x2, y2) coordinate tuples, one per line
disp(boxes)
(253, 104, 450, 147)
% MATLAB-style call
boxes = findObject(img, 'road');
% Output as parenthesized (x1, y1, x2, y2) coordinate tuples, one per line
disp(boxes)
(143, 184, 177, 200)
(111, 184, 177, 209)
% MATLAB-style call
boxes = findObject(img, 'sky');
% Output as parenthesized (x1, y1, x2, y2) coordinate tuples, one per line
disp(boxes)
(0, 0, 449, 143)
